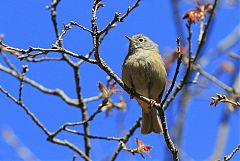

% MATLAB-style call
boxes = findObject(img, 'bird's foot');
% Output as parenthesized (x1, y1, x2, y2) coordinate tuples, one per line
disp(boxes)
(149, 99, 156, 108)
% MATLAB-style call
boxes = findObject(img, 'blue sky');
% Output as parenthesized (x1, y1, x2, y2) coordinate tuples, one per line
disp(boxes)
(0, 0, 240, 161)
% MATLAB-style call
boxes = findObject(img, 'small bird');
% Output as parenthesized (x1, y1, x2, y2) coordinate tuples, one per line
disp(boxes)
(122, 34, 167, 134)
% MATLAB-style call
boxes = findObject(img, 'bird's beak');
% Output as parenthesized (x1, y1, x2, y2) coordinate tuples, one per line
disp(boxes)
(125, 35, 133, 42)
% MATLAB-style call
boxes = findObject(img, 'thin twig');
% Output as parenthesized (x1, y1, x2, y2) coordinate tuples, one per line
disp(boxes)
(83, 94, 102, 103)
(163, 21, 193, 111)
(26, 57, 63, 62)
(91, 0, 100, 33)
(0, 52, 18, 72)
(91, 0, 142, 65)
(198, 25, 240, 67)
(157, 104, 179, 161)
(228, 52, 240, 60)
(76, 27, 111, 66)
(65, 128, 124, 142)
(50, 138, 90, 161)
(46, 0, 62, 40)
(0, 86, 50, 136)
(0, 64, 78, 106)
(170, 22, 192, 153)
(193, 0, 218, 62)
(198, 20, 204, 44)
(110, 117, 141, 161)
(210, 93, 240, 107)
(163, 0, 218, 110)
(72, 155, 77, 161)
(53, 23, 72, 47)
(0, 85, 90, 160)
(222, 144, 240, 161)
(158, 38, 183, 161)
(49, 107, 102, 139)
(187, 22, 193, 71)
(70, 21, 92, 33)
(161, 37, 182, 107)
(99, 0, 141, 35)
(73, 65, 91, 157)
(0, 42, 97, 64)
(18, 65, 28, 103)
(77, 49, 95, 66)
(47, 0, 75, 66)
(194, 65, 234, 93)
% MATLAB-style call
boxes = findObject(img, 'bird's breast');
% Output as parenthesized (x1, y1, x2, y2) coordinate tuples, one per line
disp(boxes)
(122, 50, 166, 99)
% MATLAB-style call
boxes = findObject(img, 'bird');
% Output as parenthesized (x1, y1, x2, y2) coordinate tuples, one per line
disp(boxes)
(122, 34, 167, 134)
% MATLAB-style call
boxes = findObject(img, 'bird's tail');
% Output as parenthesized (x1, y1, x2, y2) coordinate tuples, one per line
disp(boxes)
(141, 107, 163, 134)
(137, 98, 163, 134)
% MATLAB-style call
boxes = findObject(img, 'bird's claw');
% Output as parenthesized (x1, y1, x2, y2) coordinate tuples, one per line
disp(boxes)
(149, 99, 156, 109)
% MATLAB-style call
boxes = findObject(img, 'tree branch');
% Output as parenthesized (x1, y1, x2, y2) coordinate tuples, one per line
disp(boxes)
(0, 86, 91, 161)
(0, 64, 78, 106)
(73, 65, 91, 158)
(110, 117, 141, 161)
(222, 144, 240, 161)
(194, 65, 234, 93)
(65, 128, 124, 142)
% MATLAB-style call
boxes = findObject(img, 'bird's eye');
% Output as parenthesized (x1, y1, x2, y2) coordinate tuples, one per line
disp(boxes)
(138, 38, 144, 42)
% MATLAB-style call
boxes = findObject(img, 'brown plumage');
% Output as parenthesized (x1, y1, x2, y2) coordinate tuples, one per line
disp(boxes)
(122, 34, 167, 134)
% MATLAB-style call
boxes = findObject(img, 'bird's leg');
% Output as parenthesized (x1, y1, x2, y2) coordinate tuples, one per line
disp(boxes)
(129, 87, 136, 99)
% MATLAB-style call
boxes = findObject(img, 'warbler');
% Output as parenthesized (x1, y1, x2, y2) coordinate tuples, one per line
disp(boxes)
(122, 34, 167, 134)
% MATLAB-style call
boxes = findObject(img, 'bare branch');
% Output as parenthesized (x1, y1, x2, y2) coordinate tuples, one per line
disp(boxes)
(222, 144, 240, 161)
(76, 26, 111, 66)
(0, 41, 97, 64)
(83, 94, 102, 103)
(194, 65, 234, 93)
(50, 138, 90, 161)
(49, 107, 102, 139)
(25, 57, 63, 63)
(199, 25, 240, 66)
(110, 117, 141, 161)
(99, 0, 141, 35)
(0, 85, 89, 160)
(210, 93, 240, 107)
(18, 65, 28, 103)
(46, 0, 62, 38)
(161, 37, 183, 107)
(228, 52, 240, 60)
(0, 86, 50, 136)
(73, 65, 91, 157)
(163, 0, 218, 110)
(193, 0, 218, 62)
(72, 155, 77, 161)
(0, 64, 78, 106)
(65, 128, 124, 142)
(70, 21, 92, 33)
(0, 52, 18, 72)
(157, 103, 179, 161)
(157, 38, 183, 161)
(53, 23, 72, 47)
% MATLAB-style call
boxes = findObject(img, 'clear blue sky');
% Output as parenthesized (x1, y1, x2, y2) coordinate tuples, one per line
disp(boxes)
(0, 0, 239, 161)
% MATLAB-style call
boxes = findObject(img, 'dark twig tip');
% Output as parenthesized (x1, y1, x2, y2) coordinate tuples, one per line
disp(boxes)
(176, 37, 180, 44)
(22, 65, 29, 73)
